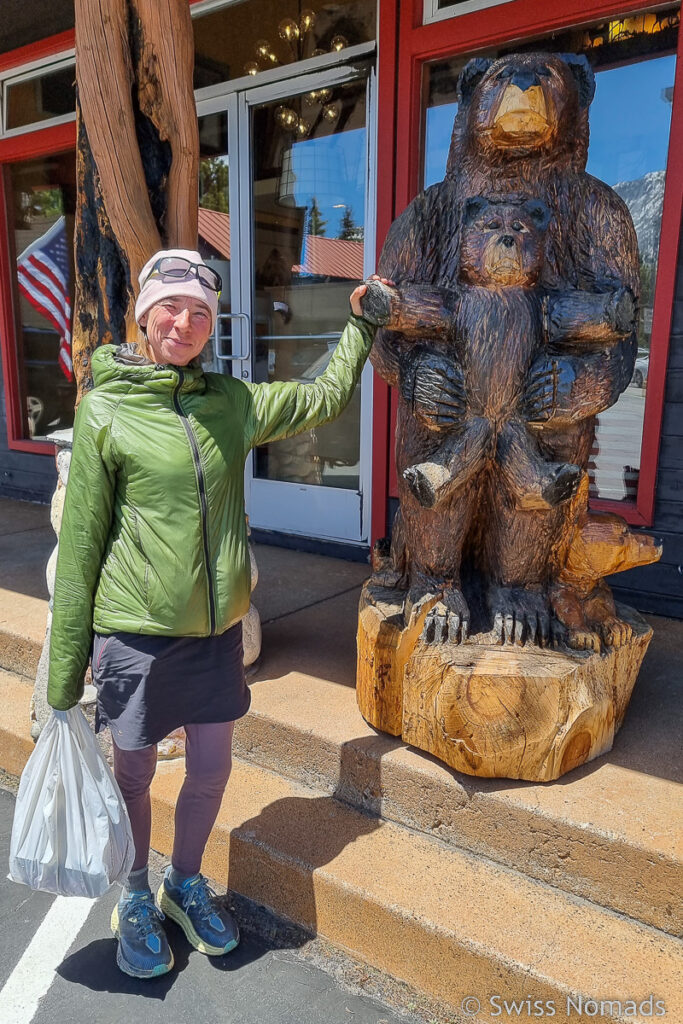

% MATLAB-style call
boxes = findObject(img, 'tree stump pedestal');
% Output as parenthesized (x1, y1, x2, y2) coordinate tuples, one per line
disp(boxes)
(356, 581, 652, 782)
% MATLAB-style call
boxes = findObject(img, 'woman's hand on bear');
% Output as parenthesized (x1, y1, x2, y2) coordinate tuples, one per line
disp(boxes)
(400, 349, 466, 431)
(350, 274, 395, 317)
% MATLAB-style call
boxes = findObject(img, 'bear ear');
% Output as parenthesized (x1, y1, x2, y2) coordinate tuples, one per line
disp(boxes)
(457, 58, 493, 106)
(559, 53, 596, 108)
(463, 196, 490, 225)
(523, 198, 551, 230)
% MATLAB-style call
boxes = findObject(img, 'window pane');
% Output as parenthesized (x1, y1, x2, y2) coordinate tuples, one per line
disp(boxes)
(250, 77, 367, 489)
(422, 7, 680, 503)
(197, 112, 232, 374)
(0, 4, 74, 57)
(6, 64, 76, 131)
(8, 154, 77, 440)
(434, 0, 511, 11)
(193, 0, 376, 90)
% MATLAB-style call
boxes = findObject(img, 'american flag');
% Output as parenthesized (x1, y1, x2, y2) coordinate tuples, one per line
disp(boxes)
(16, 216, 73, 381)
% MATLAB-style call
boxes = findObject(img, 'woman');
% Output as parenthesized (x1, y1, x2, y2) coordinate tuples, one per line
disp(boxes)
(47, 248, 387, 979)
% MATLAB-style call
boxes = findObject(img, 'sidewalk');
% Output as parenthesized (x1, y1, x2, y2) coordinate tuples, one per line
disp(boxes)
(1, 496, 682, 1021)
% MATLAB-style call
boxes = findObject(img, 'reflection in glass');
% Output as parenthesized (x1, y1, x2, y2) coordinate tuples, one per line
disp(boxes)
(192, 0, 375, 89)
(422, 9, 679, 501)
(251, 78, 367, 489)
(6, 64, 76, 131)
(9, 155, 77, 440)
(434, 0, 511, 11)
(1, 4, 74, 57)
(197, 112, 232, 374)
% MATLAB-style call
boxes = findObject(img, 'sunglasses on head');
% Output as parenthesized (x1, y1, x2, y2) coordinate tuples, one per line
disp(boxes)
(143, 256, 222, 293)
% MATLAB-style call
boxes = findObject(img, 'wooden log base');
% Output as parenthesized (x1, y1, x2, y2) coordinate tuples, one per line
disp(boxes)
(356, 580, 652, 781)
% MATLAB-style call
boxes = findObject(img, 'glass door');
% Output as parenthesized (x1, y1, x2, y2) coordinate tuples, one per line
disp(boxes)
(234, 63, 375, 543)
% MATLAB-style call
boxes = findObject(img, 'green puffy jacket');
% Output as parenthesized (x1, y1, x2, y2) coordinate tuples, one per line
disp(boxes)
(48, 314, 375, 711)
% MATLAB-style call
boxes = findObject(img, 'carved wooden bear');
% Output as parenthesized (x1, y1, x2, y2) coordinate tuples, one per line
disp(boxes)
(369, 51, 642, 648)
(402, 194, 585, 514)
(549, 478, 662, 651)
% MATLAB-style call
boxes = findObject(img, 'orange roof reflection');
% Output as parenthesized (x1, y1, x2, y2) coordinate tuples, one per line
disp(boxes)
(198, 207, 363, 280)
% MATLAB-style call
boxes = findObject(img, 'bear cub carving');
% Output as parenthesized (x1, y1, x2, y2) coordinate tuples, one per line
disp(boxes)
(403, 195, 583, 512)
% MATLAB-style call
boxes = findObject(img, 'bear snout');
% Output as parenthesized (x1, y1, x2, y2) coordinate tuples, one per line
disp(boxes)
(623, 531, 663, 569)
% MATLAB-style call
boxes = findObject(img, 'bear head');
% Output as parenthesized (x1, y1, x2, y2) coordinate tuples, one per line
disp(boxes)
(459, 196, 551, 287)
(447, 52, 595, 176)
(568, 513, 662, 582)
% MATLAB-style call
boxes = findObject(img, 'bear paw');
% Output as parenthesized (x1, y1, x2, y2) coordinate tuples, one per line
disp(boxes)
(421, 587, 471, 645)
(598, 616, 633, 648)
(566, 628, 602, 653)
(488, 585, 551, 647)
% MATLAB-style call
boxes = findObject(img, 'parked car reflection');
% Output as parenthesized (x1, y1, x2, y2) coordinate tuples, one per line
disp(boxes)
(24, 326, 76, 438)
(631, 350, 649, 389)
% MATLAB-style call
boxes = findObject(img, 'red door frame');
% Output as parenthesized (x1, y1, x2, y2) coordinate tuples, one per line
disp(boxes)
(1, 31, 77, 453)
(0, 120, 76, 454)
(371, 1, 400, 543)
(371, 0, 683, 536)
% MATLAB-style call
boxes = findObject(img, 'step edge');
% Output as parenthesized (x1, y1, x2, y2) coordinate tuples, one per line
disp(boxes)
(238, 708, 680, 858)
(234, 709, 683, 868)
(159, 754, 683, 948)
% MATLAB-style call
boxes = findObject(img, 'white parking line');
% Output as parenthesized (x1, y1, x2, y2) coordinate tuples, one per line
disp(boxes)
(0, 895, 94, 1024)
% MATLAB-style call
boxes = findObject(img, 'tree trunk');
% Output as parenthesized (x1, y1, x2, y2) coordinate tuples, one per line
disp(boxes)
(72, 0, 199, 397)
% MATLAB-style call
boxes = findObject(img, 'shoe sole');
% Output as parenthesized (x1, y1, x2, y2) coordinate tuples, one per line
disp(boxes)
(157, 883, 240, 956)
(110, 904, 174, 979)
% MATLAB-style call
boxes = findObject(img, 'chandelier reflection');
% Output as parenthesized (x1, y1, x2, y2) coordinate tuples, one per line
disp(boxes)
(254, 6, 346, 138)
(244, 7, 348, 81)
(582, 7, 680, 49)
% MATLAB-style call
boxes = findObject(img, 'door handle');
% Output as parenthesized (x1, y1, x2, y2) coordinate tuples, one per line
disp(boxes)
(214, 311, 251, 362)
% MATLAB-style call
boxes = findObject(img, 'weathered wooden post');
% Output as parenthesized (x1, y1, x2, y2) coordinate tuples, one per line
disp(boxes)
(72, 0, 199, 395)
(357, 52, 661, 781)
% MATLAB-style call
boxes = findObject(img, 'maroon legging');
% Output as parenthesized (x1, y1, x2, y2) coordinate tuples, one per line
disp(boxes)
(112, 721, 234, 876)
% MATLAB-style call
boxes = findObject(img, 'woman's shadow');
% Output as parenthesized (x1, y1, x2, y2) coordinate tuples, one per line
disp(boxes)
(218, 732, 403, 957)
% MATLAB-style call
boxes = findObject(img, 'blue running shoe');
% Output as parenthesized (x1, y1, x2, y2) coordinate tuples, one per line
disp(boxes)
(110, 891, 174, 979)
(157, 869, 240, 956)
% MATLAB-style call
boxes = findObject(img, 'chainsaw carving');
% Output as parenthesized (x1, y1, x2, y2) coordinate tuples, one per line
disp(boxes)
(356, 52, 661, 781)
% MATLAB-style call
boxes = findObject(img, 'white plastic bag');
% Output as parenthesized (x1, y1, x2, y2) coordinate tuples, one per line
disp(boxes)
(8, 707, 134, 898)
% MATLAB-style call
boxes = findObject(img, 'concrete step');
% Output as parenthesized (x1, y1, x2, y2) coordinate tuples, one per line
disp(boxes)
(6, 620, 681, 940)
(0, 498, 52, 680)
(2, 670, 681, 1021)
(0, 627, 41, 681)
(0, 669, 36, 775)
(237, 665, 683, 938)
(157, 758, 682, 1022)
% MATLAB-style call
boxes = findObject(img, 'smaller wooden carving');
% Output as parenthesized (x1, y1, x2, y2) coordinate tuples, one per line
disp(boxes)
(356, 51, 660, 780)
(550, 477, 661, 651)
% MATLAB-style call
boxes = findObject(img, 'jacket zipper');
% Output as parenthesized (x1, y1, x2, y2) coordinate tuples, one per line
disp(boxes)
(172, 370, 217, 635)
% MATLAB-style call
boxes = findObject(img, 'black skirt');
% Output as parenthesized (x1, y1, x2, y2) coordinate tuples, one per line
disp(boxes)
(91, 622, 249, 750)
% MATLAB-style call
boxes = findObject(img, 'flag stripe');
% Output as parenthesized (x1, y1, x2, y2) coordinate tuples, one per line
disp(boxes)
(16, 216, 73, 383)
(58, 347, 74, 381)
(17, 272, 70, 341)
(27, 250, 68, 295)
(17, 264, 71, 338)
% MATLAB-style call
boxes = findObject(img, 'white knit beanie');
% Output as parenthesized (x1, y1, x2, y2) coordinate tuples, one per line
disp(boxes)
(135, 249, 219, 329)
